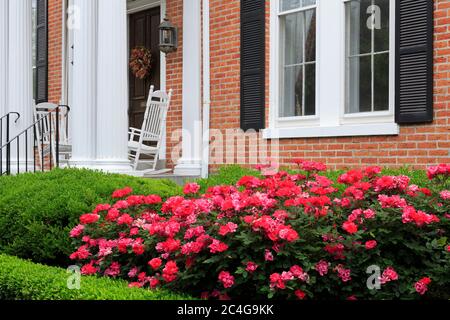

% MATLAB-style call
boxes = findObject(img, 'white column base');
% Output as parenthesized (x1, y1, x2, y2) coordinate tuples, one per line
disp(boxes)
(174, 158, 202, 176)
(68, 159, 132, 173)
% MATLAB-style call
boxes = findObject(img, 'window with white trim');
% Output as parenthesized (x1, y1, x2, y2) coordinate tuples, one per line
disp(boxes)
(267, 0, 398, 138)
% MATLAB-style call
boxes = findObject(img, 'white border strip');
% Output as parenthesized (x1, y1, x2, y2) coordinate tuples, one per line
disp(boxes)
(263, 123, 399, 139)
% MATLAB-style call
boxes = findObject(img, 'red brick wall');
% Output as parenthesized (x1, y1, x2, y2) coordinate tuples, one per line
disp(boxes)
(47, 0, 63, 104)
(207, 0, 449, 171)
(210, 0, 240, 131)
(209, 0, 241, 145)
(165, 0, 184, 165)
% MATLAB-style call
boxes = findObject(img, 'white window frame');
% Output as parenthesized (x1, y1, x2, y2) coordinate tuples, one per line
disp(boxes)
(342, 0, 395, 124)
(276, 0, 319, 125)
(265, 0, 398, 139)
(272, 0, 319, 128)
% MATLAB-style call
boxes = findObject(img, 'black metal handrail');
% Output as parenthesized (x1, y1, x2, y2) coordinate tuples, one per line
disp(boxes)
(0, 106, 69, 175)
(0, 112, 21, 175)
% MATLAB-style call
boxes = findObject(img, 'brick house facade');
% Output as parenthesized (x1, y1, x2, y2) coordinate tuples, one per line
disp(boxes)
(2, 0, 446, 176)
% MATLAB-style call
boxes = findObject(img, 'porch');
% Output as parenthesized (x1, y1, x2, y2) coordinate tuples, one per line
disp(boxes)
(0, 0, 209, 178)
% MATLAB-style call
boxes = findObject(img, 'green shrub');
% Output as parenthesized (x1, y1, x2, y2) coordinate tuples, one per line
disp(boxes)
(0, 254, 191, 300)
(196, 165, 260, 192)
(71, 163, 449, 300)
(0, 168, 181, 266)
(197, 165, 431, 194)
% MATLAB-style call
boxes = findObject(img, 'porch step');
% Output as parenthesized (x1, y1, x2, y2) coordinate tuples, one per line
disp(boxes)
(143, 173, 200, 186)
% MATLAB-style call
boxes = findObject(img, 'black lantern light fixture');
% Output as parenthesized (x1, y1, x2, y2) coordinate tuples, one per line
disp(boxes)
(159, 17, 178, 54)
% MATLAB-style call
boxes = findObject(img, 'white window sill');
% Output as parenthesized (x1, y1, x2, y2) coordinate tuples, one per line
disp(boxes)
(262, 122, 399, 139)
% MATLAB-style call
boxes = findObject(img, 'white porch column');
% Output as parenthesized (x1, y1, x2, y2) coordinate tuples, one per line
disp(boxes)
(0, 0, 8, 119)
(69, 0, 98, 167)
(0, 0, 8, 171)
(7, 0, 33, 137)
(174, 0, 203, 176)
(6, 0, 33, 172)
(95, 0, 131, 172)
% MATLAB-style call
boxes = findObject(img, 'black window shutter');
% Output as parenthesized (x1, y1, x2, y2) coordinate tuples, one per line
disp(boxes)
(36, 0, 48, 104)
(240, 0, 265, 131)
(395, 0, 433, 123)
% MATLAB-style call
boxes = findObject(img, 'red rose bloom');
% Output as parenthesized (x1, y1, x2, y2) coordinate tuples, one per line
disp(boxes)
(218, 271, 235, 288)
(209, 239, 228, 253)
(343, 221, 358, 234)
(81, 262, 98, 275)
(105, 208, 120, 222)
(365, 240, 377, 250)
(117, 214, 133, 225)
(415, 277, 431, 295)
(80, 213, 99, 225)
(245, 262, 258, 272)
(162, 261, 178, 283)
(183, 183, 201, 195)
(295, 289, 306, 300)
(112, 187, 133, 199)
(269, 273, 286, 289)
(148, 258, 162, 270)
(132, 243, 145, 255)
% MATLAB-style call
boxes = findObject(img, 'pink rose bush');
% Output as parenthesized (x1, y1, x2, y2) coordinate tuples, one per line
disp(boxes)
(70, 161, 450, 299)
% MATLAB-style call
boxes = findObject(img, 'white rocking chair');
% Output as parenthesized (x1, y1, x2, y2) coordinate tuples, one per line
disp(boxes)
(128, 86, 172, 172)
(33, 102, 71, 168)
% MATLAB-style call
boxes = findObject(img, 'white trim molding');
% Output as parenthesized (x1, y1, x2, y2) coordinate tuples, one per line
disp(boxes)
(263, 122, 399, 139)
(267, 0, 397, 140)
(201, 0, 211, 179)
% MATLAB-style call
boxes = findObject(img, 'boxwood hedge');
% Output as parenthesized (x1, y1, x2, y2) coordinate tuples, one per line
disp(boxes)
(0, 254, 191, 300)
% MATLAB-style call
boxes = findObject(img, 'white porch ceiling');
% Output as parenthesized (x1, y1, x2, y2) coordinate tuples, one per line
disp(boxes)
(127, 0, 160, 13)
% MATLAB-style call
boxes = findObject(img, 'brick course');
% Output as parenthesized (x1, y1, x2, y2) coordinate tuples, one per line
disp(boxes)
(165, 0, 184, 166)
(47, 0, 63, 104)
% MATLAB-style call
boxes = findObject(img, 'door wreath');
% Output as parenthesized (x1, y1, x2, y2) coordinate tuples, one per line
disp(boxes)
(129, 46, 152, 80)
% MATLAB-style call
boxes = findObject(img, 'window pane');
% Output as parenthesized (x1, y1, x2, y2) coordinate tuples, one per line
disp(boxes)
(374, 0, 389, 52)
(280, 7, 316, 118)
(345, 0, 390, 114)
(374, 53, 389, 111)
(305, 63, 316, 115)
(302, 0, 316, 7)
(283, 12, 304, 65)
(280, 0, 316, 12)
(280, 0, 301, 12)
(305, 9, 316, 62)
(347, 0, 372, 55)
(347, 55, 372, 113)
(282, 66, 303, 117)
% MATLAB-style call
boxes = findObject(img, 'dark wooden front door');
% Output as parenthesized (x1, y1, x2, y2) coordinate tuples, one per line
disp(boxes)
(129, 7, 161, 129)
